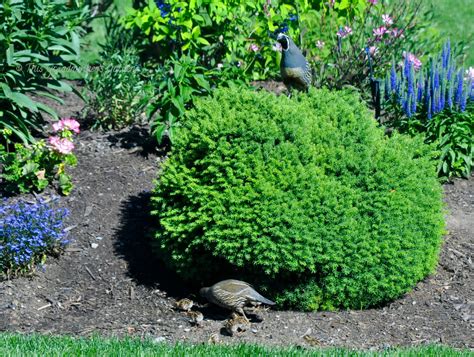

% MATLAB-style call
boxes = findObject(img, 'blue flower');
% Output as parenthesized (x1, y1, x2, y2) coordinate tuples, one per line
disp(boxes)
(385, 40, 471, 120)
(1, 200, 69, 276)
(288, 14, 298, 22)
(390, 62, 397, 93)
(155, 0, 171, 17)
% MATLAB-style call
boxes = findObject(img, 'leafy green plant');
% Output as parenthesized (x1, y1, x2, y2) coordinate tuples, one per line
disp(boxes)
(83, 47, 157, 129)
(150, 55, 215, 143)
(382, 41, 473, 180)
(296, 0, 440, 92)
(0, 0, 89, 144)
(123, 0, 298, 80)
(426, 105, 473, 179)
(151, 87, 445, 311)
(123, 0, 440, 91)
(148, 53, 251, 144)
(0, 119, 79, 196)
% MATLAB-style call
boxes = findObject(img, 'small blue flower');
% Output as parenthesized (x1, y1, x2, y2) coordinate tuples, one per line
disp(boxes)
(1, 199, 69, 276)
(390, 62, 397, 93)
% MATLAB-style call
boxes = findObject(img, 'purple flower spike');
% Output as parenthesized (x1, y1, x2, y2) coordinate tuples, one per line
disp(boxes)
(442, 40, 451, 69)
(384, 76, 390, 100)
(455, 69, 463, 106)
(390, 62, 397, 93)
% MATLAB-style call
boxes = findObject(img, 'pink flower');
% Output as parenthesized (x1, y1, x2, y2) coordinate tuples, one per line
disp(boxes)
(53, 118, 80, 134)
(48, 136, 75, 154)
(272, 42, 282, 52)
(316, 40, 325, 49)
(382, 14, 393, 26)
(367, 0, 378, 4)
(249, 44, 259, 52)
(391, 28, 404, 38)
(373, 26, 387, 38)
(337, 26, 352, 38)
(403, 52, 422, 71)
(465, 67, 474, 81)
(52, 122, 63, 132)
(368, 46, 378, 57)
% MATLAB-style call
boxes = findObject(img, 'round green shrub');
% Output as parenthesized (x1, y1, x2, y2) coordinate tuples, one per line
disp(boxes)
(151, 87, 445, 310)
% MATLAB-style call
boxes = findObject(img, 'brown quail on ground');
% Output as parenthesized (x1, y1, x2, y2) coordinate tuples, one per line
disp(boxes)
(200, 279, 275, 320)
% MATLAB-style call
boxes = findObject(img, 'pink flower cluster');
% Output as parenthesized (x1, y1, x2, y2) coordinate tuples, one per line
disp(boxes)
(48, 118, 80, 155)
(403, 52, 422, 71)
(367, 0, 378, 4)
(52, 118, 80, 134)
(372, 13, 401, 41)
(48, 136, 75, 154)
(337, 26, 353, 39)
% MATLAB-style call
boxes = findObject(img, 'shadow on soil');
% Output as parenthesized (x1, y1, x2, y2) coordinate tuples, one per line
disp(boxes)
(113, 191, 190, 298)
(105, 125, 171, 158)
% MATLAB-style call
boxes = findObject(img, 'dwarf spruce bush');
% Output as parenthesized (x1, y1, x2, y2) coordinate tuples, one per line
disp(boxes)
(151, 87, 445, 310)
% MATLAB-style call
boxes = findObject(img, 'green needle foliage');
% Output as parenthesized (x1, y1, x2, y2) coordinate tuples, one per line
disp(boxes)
(151, 87, 445, 311)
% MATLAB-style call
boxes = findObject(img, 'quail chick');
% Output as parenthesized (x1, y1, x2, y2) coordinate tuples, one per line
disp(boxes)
(200, 279, 275, 321)
(208, 332, 220, 344)
(185, 310, 204, 326)
(276, 33, 312, 91)
(175, 298, 193, 311)
(224, 312, 251, 336)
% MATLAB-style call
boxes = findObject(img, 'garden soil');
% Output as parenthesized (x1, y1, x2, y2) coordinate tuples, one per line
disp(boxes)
(1, 83, 473, 350)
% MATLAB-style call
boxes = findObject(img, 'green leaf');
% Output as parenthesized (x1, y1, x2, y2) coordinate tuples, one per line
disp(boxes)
(196, 37, 210, 46)
(154, 123, 167, 143)
(22, 161, 38, 175)
(9, 92, 39, 112)
(194, 74, 210, 91)
(6, 45, 14, 66)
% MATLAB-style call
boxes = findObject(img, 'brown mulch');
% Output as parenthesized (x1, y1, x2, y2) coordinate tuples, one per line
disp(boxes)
(0, 84, 473, 350)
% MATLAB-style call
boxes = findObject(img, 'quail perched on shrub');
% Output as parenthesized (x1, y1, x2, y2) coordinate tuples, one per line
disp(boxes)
(276, 33, 312, 91)
(200, 279, 275, 320)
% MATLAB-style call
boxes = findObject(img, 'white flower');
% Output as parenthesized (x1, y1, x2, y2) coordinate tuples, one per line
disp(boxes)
(466, 67, 474, 81)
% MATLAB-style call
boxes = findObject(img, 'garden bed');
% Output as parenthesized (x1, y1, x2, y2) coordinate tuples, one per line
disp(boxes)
(0, 88, 472, 350)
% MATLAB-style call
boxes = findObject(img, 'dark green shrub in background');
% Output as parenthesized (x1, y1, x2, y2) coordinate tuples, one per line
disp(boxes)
(151, 87, 445, 311)
(0, 0, 89, 143)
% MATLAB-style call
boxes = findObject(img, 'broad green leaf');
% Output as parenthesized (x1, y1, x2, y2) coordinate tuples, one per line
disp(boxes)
(9, 92, 38, 111)
(22, 161, 38, 175)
